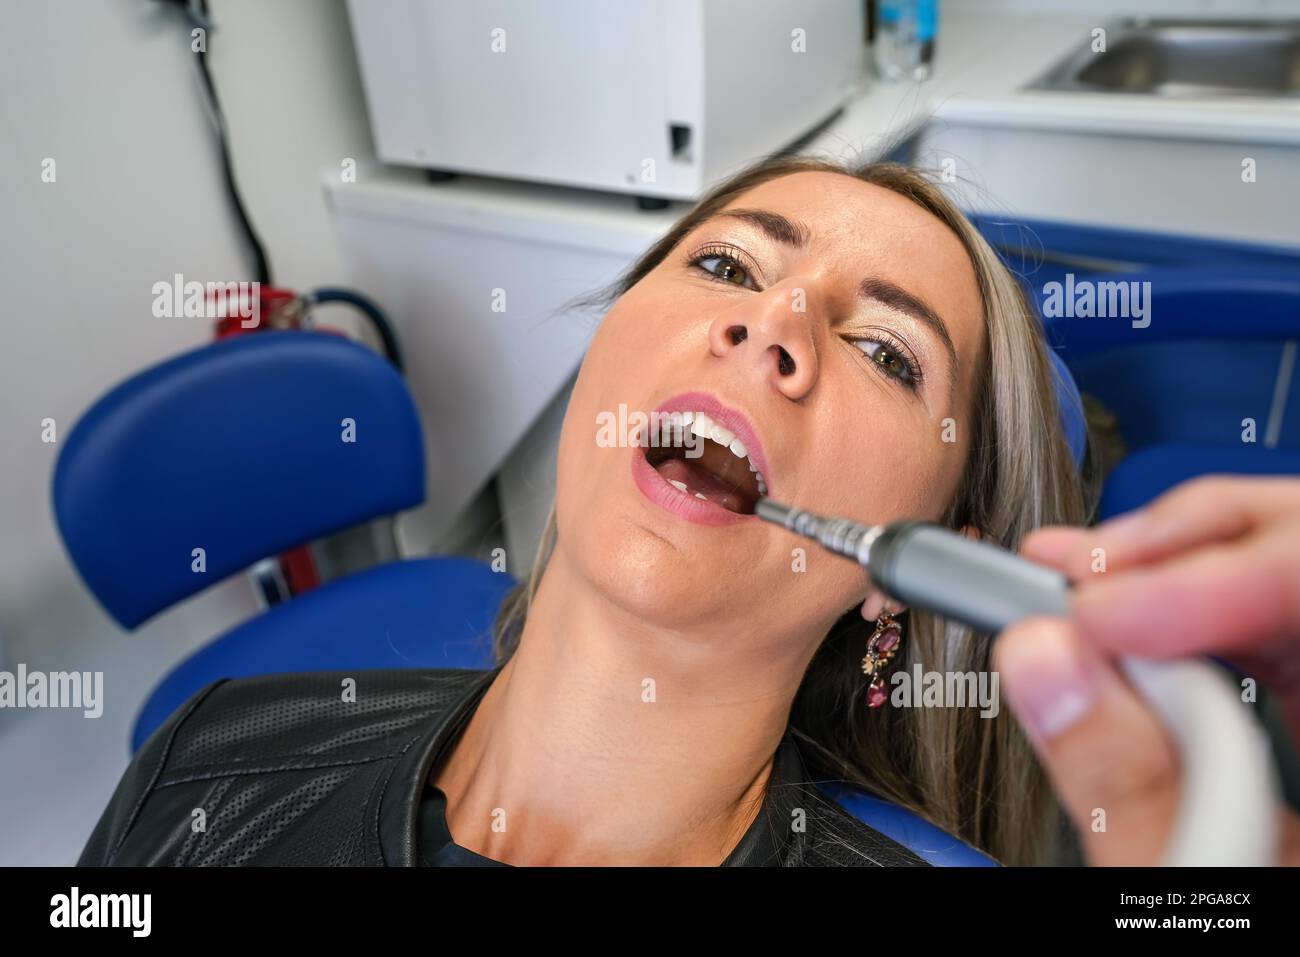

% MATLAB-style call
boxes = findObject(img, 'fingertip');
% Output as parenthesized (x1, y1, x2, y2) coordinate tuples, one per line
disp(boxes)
(995, 616, 1096, 744)
(1021, 527, 1086, 566)
(994, 615, 1075, 672)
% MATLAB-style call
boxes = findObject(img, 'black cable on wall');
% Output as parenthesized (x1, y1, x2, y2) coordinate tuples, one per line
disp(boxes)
(160, 0, 273, 287)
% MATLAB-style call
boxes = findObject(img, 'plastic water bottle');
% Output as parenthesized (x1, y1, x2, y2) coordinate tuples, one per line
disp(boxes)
(875, 0, 938, 82)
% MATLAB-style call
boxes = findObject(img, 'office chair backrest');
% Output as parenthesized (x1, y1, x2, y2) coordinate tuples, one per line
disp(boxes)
(53, 332, 425, 629)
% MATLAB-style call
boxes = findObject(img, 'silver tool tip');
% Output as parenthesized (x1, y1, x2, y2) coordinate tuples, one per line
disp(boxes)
(754, 497, 792, 527)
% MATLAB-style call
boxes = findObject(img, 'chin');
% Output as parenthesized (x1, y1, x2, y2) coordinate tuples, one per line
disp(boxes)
(569, 510, 739, 630)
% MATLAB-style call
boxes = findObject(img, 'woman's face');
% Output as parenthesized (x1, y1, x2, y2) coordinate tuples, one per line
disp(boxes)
(555, 171, 988, 642)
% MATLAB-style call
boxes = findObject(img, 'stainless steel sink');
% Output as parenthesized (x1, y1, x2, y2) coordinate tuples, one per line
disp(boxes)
(1025, 19, 1300, 97)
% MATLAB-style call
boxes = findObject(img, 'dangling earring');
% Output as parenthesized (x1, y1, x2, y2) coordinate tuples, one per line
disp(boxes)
(861, 605, 903, 709)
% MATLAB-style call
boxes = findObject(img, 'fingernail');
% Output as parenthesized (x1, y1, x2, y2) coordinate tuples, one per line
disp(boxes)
(1001, 628, 1096, 743)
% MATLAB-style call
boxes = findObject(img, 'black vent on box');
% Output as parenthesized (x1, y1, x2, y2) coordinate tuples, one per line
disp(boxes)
(669, 123, 692, 158)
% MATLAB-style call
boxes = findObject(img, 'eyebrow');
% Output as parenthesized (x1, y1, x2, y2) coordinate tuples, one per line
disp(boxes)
(700, 208, 960, 372)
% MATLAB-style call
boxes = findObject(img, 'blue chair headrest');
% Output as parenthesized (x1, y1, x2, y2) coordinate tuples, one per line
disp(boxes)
(53, 332, 426, 629)
(1047, 347, 1087, 468)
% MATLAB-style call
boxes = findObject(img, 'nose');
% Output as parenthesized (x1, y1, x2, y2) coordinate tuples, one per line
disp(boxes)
(707, 282, 819, 400)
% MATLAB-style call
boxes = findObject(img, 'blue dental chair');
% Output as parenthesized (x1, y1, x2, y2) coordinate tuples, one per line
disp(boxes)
(971, 214, 1300, 514)
(52, 331, 516, 755)
(1035, 264, 1300, 517)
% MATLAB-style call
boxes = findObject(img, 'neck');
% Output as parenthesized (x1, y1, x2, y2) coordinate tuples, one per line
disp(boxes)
(431, 543, 816, 865)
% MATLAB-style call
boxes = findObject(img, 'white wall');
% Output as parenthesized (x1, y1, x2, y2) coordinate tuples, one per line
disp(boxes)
(0, 0, 373, 614)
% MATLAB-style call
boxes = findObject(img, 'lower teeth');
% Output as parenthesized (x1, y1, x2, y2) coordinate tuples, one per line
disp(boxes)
(667, 478, 709, 502)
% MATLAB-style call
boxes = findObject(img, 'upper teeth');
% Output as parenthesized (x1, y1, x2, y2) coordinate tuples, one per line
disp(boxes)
(655, 411, 768, 496)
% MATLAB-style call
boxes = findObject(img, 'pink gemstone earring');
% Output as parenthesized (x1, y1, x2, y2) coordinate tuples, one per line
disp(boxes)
(861, 605, 903, 709)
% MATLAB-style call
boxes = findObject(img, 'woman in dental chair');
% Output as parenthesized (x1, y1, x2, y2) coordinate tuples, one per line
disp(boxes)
(79, 154, 1300, 867)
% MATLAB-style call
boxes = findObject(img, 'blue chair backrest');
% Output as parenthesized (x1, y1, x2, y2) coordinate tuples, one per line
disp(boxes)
(1047, 348, 1087, 467)
(52, 331, 425, 629)
(1037, 266, 1300, 454)
(972, 213, 1300, 455)
(1036, 266, 1300, 353)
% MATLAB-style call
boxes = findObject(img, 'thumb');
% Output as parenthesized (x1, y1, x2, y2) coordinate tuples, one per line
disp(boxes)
(993, 616, 1181, 866)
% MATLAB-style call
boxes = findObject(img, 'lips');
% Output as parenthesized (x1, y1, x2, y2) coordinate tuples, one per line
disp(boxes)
(629, 391, 774, 526)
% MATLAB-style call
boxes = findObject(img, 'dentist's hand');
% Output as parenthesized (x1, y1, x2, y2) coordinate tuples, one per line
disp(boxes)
(992, 475, 1300, 866)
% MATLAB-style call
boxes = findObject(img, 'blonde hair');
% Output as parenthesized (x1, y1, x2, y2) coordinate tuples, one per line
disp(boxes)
(491, 155, 1099, 866)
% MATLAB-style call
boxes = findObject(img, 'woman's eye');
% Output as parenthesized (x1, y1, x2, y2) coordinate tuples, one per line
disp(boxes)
(853, 338, 919, 387)
(693, 254, 754, 289)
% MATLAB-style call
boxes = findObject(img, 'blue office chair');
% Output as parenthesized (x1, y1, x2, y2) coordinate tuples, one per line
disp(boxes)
(53, 331, 515, 754)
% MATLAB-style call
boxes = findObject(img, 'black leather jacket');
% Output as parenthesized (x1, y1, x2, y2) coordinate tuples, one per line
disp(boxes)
(78, 666, 929, 866)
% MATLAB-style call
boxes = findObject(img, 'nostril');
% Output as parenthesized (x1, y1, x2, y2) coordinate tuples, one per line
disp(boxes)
(777, 347, 796, 376)
(727, 325, 748, 345)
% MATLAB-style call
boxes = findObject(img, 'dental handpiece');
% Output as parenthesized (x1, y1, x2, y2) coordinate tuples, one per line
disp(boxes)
(754, 499, 1069, 634)
(755, 496, 1281, 867)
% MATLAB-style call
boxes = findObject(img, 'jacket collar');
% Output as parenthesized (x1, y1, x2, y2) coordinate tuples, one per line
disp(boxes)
(379, 666, 502, 866)
(377, 664, 808, 866)
(718, 725, 809, 865)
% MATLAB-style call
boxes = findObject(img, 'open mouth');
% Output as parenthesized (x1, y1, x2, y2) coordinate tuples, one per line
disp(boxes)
(641, 411, 764, 516)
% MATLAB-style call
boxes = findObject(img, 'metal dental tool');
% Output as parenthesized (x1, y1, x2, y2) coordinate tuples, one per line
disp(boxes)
(755, 496, 1281, 867)
(754, 499, 1071, 634)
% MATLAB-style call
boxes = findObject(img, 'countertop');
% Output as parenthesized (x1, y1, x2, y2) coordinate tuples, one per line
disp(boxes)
(807, 11, 1300, 165)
